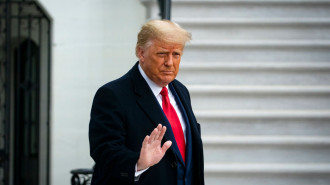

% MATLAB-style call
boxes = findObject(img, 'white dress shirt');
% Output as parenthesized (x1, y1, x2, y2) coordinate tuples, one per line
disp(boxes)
(135, 64, 187, 179)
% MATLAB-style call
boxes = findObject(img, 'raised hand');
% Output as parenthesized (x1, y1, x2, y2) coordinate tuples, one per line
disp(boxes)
(137, 124, 172, 171)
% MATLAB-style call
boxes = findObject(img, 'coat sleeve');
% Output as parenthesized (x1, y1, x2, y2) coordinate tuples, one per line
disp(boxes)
(89, 85, 139, 183)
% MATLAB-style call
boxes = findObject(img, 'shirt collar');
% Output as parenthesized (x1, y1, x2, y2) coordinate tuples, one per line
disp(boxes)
(138, 63, 168, 96)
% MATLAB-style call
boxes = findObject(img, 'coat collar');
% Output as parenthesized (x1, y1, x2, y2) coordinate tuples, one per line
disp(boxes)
(171, 79, 203, 149)
(130, 62, 166, 128)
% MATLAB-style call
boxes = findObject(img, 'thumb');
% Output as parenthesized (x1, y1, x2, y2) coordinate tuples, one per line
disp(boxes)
(161, 141, 172, 153)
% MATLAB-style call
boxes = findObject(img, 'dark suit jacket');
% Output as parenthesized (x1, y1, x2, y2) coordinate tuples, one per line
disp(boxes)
(89, 62, 204, 185)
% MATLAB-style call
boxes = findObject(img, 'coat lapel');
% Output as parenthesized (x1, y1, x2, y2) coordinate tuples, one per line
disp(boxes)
(130, 63, 166, 128)
(168, 84, 189, 166)
(129, 63, 181, 158)
(171, 80, 203, 147)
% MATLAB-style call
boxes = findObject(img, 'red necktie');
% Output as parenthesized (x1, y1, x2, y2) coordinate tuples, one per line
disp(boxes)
(160, 87, 185, 163)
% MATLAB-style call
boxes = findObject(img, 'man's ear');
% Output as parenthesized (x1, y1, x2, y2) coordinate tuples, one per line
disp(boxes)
(137, 47, 145, 62)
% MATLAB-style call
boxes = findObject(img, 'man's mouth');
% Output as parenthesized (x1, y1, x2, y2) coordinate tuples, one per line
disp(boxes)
(162, 71, 174, 74)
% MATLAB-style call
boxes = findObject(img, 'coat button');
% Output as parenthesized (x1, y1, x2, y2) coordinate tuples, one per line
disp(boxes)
(171, 162, 177, 168)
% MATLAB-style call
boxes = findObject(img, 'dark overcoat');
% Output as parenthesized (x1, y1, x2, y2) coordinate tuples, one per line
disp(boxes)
(89, 62, 204, 185)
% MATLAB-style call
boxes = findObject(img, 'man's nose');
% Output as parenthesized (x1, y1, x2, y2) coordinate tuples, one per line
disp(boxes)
(165, 54, 173, 66)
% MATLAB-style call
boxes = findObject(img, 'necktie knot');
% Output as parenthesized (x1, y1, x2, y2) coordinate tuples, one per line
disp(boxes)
(160, 87, 168, 97)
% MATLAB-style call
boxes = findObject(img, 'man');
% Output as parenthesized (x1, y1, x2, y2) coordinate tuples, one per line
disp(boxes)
(89, 20, 204, 185)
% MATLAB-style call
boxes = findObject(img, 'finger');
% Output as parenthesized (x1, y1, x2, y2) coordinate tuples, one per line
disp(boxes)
(142, 135, 149, 147)
(161, 141, 172, 153)
(149, 128, 158, 143)
(154, 124, 163, 141)
(157, 126, 167, 141)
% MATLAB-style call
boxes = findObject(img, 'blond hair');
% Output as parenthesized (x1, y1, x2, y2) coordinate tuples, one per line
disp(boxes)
(135, 20, 191, 57)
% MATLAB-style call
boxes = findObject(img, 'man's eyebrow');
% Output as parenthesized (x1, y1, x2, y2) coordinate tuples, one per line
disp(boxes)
(157, 50, 169, 53)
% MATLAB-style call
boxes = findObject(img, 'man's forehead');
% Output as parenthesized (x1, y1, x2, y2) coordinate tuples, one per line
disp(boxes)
(151, 39, 184, 49)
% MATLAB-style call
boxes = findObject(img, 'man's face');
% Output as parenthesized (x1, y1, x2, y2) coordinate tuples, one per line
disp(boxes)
(138, 39, 184, 87)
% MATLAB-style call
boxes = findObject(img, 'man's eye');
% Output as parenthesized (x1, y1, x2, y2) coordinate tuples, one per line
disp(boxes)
(158, 53, 166, 57)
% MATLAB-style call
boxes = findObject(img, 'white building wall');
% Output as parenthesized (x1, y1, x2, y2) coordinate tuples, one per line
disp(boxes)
(37, 1, 146, 184)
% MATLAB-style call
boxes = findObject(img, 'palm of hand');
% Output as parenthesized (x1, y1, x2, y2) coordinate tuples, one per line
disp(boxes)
(137, 124, 172, 171)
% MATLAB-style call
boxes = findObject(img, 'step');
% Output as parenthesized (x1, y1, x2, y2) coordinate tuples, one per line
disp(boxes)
(195, 110, 330, 136)
(141, 0, 330, 19)
(171, 0, 330, 19)
(202, 136, 330, 163)
(205, 163, 330, 185)
(187, 85, 330, 110)
(183, 40, 330, 62)
(175, 18, 330, 40)
(177, 62, 330, 85)
(205, 163, 330, 174)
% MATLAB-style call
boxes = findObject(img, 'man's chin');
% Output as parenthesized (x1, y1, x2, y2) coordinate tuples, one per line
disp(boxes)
(160, 79, 175, 86)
